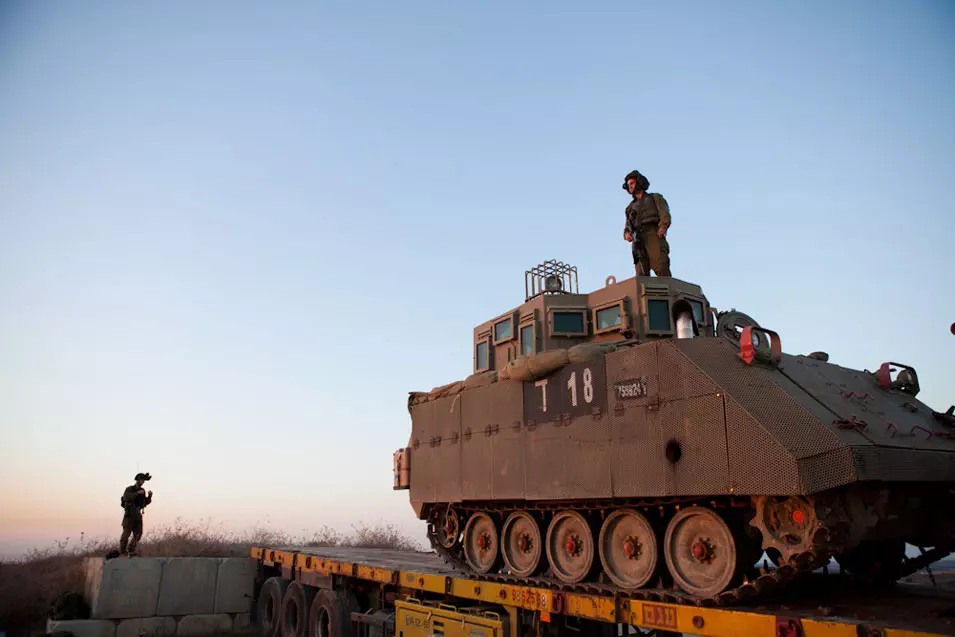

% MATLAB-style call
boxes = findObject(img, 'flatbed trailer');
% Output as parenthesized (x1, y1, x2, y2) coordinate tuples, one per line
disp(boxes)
(249, 544, 955, 637)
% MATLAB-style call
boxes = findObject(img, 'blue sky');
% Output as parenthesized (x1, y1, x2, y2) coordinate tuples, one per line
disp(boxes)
(1, 1, 953, 557)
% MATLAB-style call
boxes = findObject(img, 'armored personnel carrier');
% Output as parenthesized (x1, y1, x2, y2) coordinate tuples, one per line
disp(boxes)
(393, 260, 955, 604)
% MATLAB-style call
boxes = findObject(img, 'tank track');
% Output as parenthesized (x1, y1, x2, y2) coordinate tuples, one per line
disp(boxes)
(424, 499, 954, 608)
(425, 498, 834, 608)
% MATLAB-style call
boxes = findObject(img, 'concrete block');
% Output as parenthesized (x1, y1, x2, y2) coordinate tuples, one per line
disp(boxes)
(233, 613, 256, 636)
(214, 558, 257, 613)
(116, 617, 178, 637)
(176, 615, 231, 637)
(156, 558, 218, 616)
(84, 557, 163, 619)
(46, 620, 116, 637)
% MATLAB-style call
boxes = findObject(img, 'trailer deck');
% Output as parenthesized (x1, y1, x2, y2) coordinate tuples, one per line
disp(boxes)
(251, 544, 955, 637)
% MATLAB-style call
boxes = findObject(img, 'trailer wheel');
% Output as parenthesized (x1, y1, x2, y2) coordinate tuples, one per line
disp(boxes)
(307, 589, 358, 637)
(281, 581, 316, 637)
(257, 576, 288, 637)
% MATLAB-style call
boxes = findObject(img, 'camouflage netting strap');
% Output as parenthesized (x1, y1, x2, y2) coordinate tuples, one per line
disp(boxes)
(428, 382, 453, 399)
(463, 370, 498, 390)
(527, 349, 570, 377)
(504, 349, 572, 381)
(408, 392, 430, 413)
(568, 343, 599, 363)
(431, 380, 465, 400)
(506, 356, 533, 381)
(414, 343, 621, 404)
(568, 342, 619, 363)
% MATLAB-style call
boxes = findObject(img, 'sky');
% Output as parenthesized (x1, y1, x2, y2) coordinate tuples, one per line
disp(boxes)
(1, 1, 953, 559)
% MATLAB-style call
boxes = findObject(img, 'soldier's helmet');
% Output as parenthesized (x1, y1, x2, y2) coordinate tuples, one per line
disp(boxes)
(134, 472, 152, 481)
(622, 170, 650, 192)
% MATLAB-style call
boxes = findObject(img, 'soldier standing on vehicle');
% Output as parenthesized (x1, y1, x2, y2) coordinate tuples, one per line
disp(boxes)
(622, 169, 672, 277)
(119, 472, 153, 556)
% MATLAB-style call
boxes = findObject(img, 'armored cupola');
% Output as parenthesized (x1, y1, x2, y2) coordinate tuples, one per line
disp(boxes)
(472, 260, 725, 375)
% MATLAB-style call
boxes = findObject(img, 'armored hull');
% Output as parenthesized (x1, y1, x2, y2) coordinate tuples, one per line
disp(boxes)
(394, 269, 955, 603)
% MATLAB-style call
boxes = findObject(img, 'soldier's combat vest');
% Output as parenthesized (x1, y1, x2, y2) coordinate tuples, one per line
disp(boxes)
(121, 485, 143, 517)
(625, 193, 664, 228)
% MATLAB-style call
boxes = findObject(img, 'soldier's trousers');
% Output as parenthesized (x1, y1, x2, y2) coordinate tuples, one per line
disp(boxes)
(636, 227, 671, 276)
(120, 516, 143, 554)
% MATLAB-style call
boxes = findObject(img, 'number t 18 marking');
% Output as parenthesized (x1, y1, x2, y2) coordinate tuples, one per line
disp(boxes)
(523, 361, 607, 423)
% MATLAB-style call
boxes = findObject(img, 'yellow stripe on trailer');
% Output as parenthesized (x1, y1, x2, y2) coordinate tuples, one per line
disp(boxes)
(447, 580, 554, 619)
(356, 564, 397, 584)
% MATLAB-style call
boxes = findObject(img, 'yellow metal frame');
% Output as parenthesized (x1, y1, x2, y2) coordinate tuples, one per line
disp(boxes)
(250, 546, 951, 637)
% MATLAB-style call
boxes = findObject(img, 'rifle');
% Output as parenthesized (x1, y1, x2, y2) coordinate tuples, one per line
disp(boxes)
(625, 214, 646, 275)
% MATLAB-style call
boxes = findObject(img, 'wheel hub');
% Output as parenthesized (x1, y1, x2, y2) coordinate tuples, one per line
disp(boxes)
(691, 538, 715, 564)
(518, 533, 533, 553)
(478, 533, 491, 551)
(565, 535, 582, 557)
(623, 536, 642, 559)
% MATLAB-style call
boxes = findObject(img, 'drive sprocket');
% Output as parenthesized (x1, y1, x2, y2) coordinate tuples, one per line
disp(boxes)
(749, 495, 827, 568)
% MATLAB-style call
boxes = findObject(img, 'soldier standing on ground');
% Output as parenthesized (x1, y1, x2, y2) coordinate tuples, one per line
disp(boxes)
(622, 169, 672, 277)
(119, 472, 153, 556)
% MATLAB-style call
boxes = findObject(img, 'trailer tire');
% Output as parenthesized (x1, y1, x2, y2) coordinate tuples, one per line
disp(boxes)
(281, 581, 316, 637)
(257, 576, 288, 637)
(307, 589, 358, 637)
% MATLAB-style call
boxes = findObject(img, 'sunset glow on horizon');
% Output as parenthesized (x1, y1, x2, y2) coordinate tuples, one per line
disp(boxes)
(2, 1, 953, 560)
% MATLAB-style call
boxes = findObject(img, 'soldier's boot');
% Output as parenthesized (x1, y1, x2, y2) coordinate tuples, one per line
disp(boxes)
(119, 528, 130, 555)
(127, 529, 142, 556)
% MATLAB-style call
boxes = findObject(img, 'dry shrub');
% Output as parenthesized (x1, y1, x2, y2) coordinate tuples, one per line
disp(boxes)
(0, 519, 422, 636)
(131, 518, 253, 558)
(301, 522, 419, 551)
(346, 521, 420, 551)
(0, 557, 85, 636)
(304, 525, 344, 547)
(0, 534, 111, 637)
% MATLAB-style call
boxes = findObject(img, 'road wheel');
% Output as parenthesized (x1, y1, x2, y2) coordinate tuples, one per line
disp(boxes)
(598, 509, 658, 588)
(463, 512, 500, 574)
(501, 511, 543, 577)
(546, 510, 596, 584)
(664, 507, 742, 597)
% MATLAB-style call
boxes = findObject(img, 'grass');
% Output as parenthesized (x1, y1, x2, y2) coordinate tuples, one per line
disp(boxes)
(0, 518, 424, 637)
